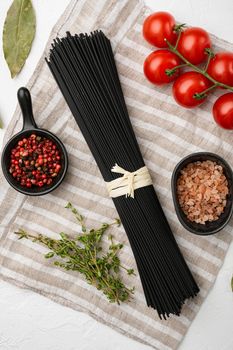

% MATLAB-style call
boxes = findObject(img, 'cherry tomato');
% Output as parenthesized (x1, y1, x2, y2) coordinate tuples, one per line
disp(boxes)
(213, 93, 233, 129)
(172, 71, 211, 108)
(144, 50, 181, 85)
(207, 52, 233, 87)
(177, 27, 211, 65)
(143, 12, 177, 48)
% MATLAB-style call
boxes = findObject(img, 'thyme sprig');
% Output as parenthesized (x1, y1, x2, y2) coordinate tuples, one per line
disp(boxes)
(15, 203, 135, 304)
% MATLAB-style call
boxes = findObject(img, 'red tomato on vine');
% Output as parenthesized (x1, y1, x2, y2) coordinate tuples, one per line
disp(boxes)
(144, 50, 181, 85)
(177, 27, 211, 65)
(213, 93, 233, 129)
(207, 52, 233, 87)
(172, 71, 211, 108)
(143, 12, 177, 48)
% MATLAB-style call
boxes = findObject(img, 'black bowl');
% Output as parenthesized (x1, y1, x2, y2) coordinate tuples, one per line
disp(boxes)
(171, 152, 233, 235)
(1, 87, 68, 196)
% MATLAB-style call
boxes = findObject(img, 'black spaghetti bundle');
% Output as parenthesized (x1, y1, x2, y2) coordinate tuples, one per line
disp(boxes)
(46, 31, 199, 319)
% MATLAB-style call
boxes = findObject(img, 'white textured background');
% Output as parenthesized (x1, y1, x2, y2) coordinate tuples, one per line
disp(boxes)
(0, 1, 233, 349)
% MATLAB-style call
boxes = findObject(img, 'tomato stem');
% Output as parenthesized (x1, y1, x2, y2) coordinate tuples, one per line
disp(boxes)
(174, 23, 186, 33)
(165, 63, 188, 76)
(165, 39, 233, 92)
(204, 48, 215, 72)
(174, 25, 185, 49)
(193, 84, 218, 100)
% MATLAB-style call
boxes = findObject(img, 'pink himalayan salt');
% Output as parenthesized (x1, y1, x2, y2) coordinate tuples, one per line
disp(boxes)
(177, 160, 228, 224)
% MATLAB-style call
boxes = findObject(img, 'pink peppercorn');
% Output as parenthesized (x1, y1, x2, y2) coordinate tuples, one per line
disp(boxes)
(9, 134, 62, 188)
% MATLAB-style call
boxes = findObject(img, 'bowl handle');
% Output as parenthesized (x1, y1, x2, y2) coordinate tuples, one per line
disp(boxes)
(18, 87, 38, 130)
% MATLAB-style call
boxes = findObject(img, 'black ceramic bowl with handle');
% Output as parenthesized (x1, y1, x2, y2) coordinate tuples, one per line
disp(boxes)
(1, 87, 68, 196)
(171, 152, 233, 235)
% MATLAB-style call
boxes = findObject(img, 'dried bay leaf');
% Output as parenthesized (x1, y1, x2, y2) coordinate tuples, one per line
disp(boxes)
(3, 0, 36, 78)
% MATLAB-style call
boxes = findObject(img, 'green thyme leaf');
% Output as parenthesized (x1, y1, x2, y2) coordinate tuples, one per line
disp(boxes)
(3, 0, 36, 78)
(44, 251, 54, 259)
(60, 232, 68, 240)
(231, 276, 233, 292)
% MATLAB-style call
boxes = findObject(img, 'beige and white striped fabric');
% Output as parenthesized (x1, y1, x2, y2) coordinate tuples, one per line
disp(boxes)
(0, 0, 232, 349)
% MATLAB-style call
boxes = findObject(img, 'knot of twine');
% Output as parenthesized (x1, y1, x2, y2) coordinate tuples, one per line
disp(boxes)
(106, 164, 153, 198)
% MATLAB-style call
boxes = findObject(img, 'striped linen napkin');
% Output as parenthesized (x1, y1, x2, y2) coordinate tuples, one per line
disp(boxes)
(0, 0, 232, 349)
